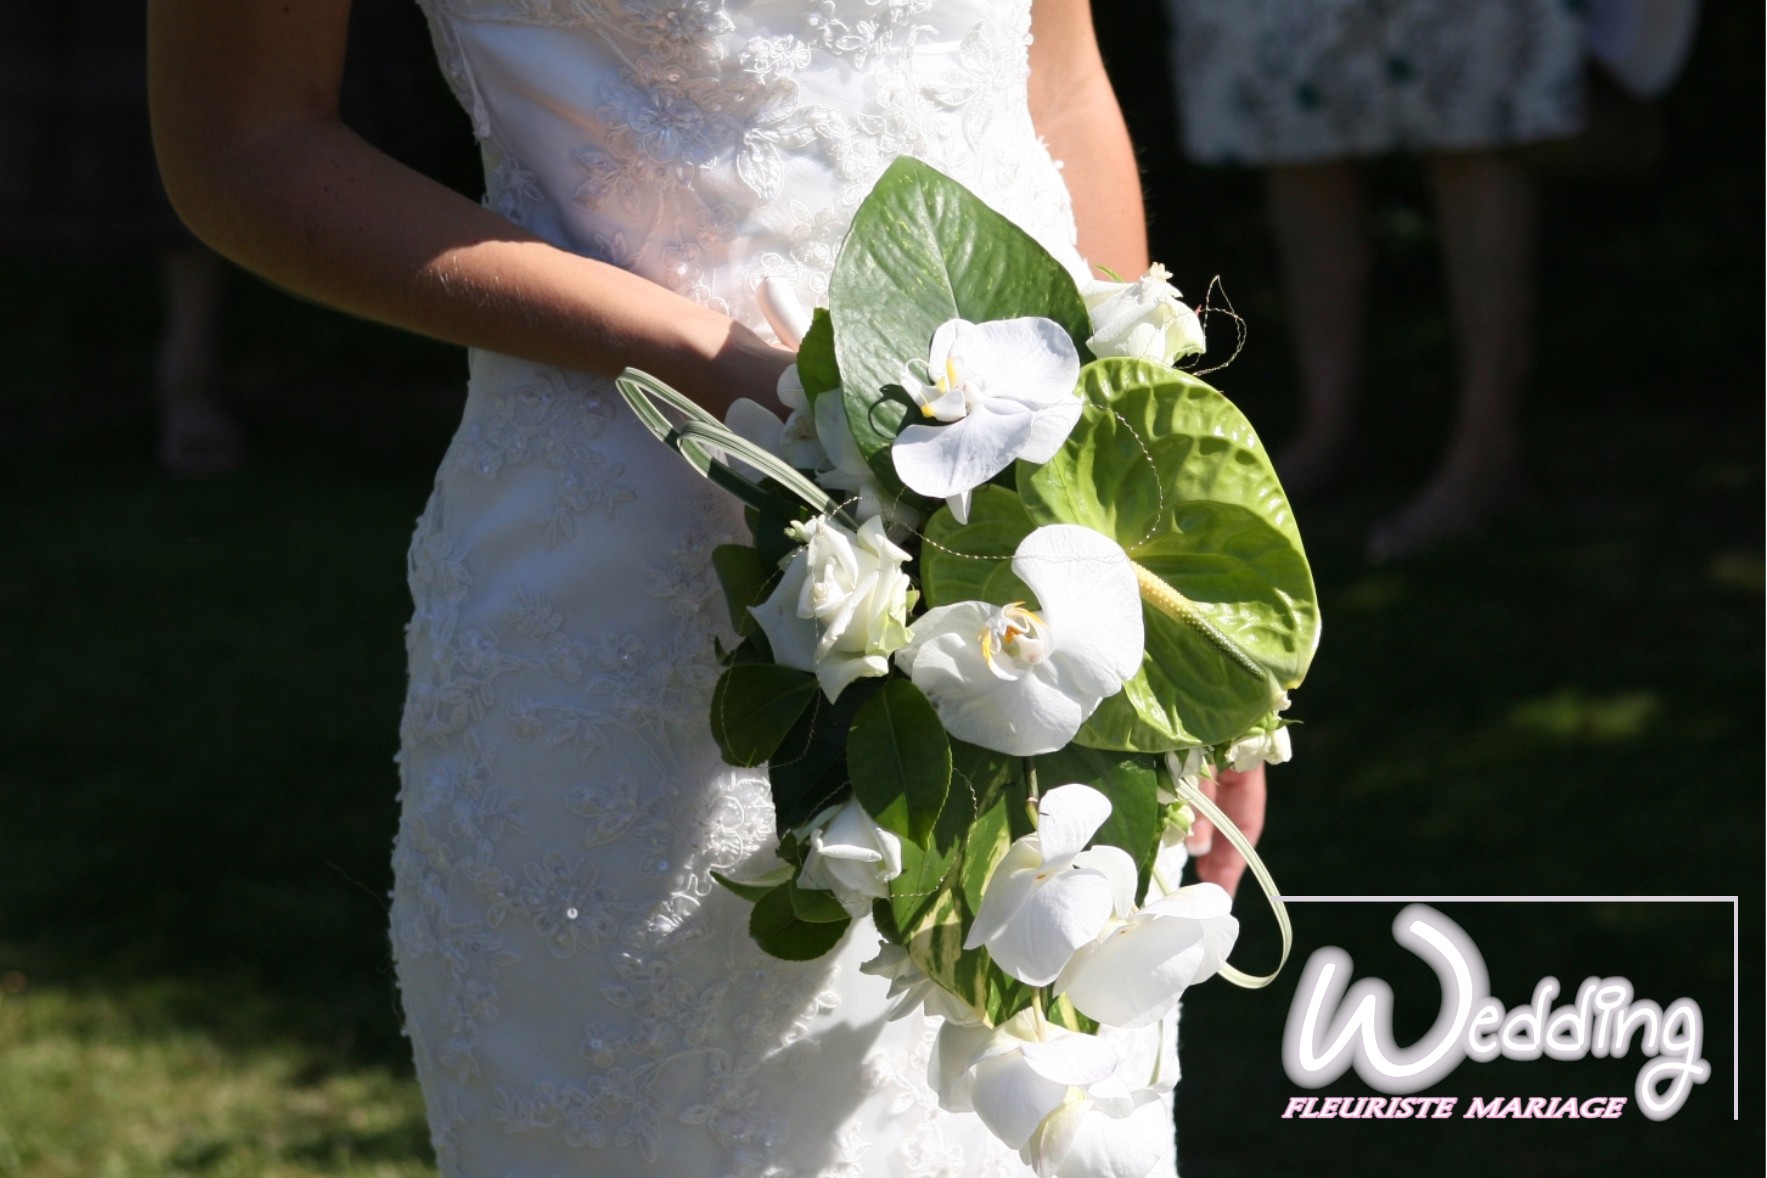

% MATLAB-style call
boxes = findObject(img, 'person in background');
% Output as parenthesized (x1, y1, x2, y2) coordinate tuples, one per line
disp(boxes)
(0, 6, 243, 476)
(1165, 0, 1587, 560)
(0, 1, 464, 476)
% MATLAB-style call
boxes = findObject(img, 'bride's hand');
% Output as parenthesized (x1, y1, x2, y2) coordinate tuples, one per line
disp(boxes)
(1185, 764, 1267, 898)
(714, 322, 797, 417)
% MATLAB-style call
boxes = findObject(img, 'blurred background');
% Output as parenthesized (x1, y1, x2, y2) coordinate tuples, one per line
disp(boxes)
(0, 1, 1758, 1175)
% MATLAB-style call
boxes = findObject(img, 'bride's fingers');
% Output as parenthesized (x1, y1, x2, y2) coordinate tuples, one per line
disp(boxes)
(1184, 776, 1217, 857)
(1193, 766, 1267, 898)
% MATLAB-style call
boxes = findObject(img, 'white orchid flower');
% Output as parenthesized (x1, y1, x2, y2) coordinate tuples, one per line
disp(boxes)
(963, 784, 1139, 986)
(1098, 1013, 1181, 1100)
(859, 943, 985, 1025)
(932, 1009, 1122, 1149)
(1080, 263, 1205, 367)
(892, 317, 1082, 523)
(1224, 724, 1293, 773)
(932, 1006, 1176, 1178)
(893, 525, 1143, 756)
(812, 391, 924, 530)
(750, 515, 916, 701)
(1020, 1088, 1171, 1178)
(1055, 883, 1239, 1030)
(794, 797, 903, 913)
(724, 364, 829, 472)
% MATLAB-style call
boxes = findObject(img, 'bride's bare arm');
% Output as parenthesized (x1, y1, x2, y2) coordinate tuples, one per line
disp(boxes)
(1027, 0, 1150, 279)
(147, 0, 789, 414)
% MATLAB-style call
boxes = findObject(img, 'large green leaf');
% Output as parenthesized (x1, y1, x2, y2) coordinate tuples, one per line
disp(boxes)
(919, 486, 1036, 609)
(710, 664, 818, 767)
(829, 157, 1092, 494)
(848, 679, 951, 848)
(749, 883, 850, 961)
(1019, 359, 1320, 750)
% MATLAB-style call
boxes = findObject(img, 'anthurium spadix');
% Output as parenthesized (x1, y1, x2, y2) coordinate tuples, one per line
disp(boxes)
(963, 784, 1138, 986)
(893, 525, 1142, 756)
(893, 317, 1082, 523)
(1055, 883, 1239, 1030)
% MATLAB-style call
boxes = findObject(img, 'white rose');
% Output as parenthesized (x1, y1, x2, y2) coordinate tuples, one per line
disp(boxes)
(750, 515, 917, 702)
(1080, 263, 1205, 367)
(796, 797, 903, 912)
(800, 515, 917, 700)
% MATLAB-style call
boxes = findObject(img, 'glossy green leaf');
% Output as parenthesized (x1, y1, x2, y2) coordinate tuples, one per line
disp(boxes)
(749, 884, 850, 961)
(767, 677, 880, 834)
(797, 307, 840, 400)
(1019, 359, 1319, 750)
(848, 679, 952, 848)
(711, 544, 775, 637)
(710, 664, 818, 767)
(919, 486, 1036, 609)
(829, 157, 1092, 494)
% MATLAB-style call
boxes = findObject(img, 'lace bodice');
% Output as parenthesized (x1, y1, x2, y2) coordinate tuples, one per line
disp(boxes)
(419, 0, 1081, 327)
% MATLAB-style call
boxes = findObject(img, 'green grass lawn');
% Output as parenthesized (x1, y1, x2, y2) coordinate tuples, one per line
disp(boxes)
(1, 8, 1760, 1172)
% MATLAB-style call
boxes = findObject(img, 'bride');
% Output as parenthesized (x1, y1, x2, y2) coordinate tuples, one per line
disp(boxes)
(149, 2, 1266, 1173)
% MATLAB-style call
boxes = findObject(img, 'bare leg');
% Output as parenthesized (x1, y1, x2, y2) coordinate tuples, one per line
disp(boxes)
(1265, 162, 1370, 498)
(1368, 149, 1534, 560)
(156, 243, 243, 477)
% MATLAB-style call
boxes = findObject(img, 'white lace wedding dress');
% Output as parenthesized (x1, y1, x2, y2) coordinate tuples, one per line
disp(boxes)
(390, 3, 1180, 1175)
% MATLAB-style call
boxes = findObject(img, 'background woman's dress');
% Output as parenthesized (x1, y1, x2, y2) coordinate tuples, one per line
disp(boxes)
(390, 3, 1174, 1174)
(1166, 0, 1587, 165)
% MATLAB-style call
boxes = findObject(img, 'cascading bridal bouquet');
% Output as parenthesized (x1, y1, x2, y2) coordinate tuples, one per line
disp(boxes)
(617, 158, 1319, 1178)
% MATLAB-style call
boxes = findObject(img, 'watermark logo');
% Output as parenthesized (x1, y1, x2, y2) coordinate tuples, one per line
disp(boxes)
(1281, 904, 1710, 1120)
